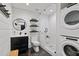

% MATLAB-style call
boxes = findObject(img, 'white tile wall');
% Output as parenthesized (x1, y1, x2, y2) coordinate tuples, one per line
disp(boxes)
(0, 3, 11, 56)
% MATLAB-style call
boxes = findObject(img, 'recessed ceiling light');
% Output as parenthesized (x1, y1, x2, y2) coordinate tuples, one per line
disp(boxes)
(26, 3, 29, 6)
(50, 9, 53, 12)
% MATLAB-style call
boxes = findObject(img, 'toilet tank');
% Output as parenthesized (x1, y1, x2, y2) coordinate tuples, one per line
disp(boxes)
(30, 33, 40, 42)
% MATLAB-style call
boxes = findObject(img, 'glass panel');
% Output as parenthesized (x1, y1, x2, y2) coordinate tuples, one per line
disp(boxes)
(64, 45, 79, 56)
(64, 10, 79, 25)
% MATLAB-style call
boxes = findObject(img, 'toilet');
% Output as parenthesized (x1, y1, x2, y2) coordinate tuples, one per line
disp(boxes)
(31, 33, 40, 52)
(31, 41, 40, 52)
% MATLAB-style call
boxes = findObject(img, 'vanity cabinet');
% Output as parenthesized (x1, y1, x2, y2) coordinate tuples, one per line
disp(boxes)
(11, 36, 29, 56)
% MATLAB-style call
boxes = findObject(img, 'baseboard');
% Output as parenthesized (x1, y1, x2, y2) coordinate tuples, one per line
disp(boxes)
(40, 45, 56, 56)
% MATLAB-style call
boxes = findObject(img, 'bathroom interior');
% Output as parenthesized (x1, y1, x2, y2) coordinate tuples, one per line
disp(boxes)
(0, 3, 56, 56)
(0, 3, 79, 56)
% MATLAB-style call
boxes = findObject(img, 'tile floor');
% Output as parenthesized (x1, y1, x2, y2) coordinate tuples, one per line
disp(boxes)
(31, 47, 51, 56)
(19, 47, 51, 56)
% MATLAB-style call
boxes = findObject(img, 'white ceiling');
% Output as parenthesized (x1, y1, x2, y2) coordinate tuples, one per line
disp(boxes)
(11, 3, 56, 15)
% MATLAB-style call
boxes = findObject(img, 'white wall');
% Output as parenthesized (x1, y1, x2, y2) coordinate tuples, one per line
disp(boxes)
(11, 7, 39, 36)
(0, 3, 11, 56)
(48, 13, 56, 55)
(39, 14, 49, 47)
(48, 13, 56, 47)
(11, 7, 40, 48)
(39, 13, 56, 55)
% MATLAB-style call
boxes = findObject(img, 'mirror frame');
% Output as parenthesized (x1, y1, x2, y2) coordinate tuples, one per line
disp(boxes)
(12, 18, 26, 31)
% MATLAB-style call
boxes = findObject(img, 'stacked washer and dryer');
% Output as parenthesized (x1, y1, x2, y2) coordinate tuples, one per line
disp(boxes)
(57, 3, 79, 56)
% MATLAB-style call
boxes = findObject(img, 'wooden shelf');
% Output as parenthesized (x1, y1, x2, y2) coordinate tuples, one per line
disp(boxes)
(30, 30, 39, 32)
(30, 19, 38, 22)
(30, 25, 39, 27)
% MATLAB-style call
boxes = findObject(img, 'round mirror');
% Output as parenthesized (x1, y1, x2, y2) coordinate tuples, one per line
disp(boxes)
(64, 10, 79, 25)
(13, 18, 26, 31)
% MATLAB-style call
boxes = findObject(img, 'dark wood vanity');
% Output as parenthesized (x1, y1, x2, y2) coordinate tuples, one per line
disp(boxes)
(10, 36, 30, 56)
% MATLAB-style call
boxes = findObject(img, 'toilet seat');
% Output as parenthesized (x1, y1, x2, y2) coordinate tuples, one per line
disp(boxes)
(31, 41, 40, 46)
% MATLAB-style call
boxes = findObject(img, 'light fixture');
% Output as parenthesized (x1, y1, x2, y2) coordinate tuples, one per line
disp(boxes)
(49, 9, 53, 12)
(26, 3, 29, 6)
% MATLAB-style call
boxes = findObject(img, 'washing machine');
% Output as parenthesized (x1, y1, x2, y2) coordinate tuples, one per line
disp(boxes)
(60, 35, 79, 56)
(57, 3, 79, 56)
(61, 3, 79, 30)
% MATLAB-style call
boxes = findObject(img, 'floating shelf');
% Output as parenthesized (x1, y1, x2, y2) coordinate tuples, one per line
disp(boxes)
(30, 18, 39, 33)
(0, 3, 10, 18)
(30, 19, 38, 22)
(30, 30, 39, 32)
(30, 25, 39, 27)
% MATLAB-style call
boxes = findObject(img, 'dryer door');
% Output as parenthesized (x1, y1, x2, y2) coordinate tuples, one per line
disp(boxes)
(61, 40, 79, 56)
(61, 4, 79, 30)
